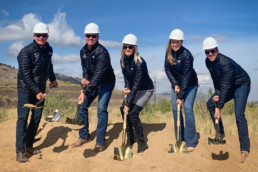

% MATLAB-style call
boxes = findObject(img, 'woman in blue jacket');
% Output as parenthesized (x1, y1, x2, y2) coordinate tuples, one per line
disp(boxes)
(120, 34, 154, 153)
(164, 29, 198, 152)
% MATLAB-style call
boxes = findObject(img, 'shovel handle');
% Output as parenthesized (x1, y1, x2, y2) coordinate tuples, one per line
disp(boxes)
(215, 118, 219, 124)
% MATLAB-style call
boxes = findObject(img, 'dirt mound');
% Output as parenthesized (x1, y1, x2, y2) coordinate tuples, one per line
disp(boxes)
(0, 119, 257, 171)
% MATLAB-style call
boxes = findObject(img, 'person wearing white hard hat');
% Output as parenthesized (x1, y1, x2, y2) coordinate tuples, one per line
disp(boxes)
(164, 29, 198, 152)
(204, 37, 251, 163)
(119, 34, 154, 153)
(71, 23, 115, 152)
(16, 22, 58, 163)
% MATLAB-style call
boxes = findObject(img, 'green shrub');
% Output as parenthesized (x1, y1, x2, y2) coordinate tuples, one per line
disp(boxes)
(42, 91, 76, 121)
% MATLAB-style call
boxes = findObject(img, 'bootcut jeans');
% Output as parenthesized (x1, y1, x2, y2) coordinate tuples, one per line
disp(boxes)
(79, 84, 114, 146)
(171, 85, 198, 147)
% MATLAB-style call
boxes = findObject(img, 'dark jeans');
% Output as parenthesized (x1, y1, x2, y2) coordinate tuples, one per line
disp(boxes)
(16, 92, 44, 153)
(79, 84, 114, 146)
(171, 86, 198, 147)
(206, 85, 250, 152)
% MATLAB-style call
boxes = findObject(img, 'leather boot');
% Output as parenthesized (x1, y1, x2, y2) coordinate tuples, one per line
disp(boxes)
(16, 152, 28, 163)
(137, 138, 148, 153)
(25, 147, 41, 156)
(71, 138, 91, 148)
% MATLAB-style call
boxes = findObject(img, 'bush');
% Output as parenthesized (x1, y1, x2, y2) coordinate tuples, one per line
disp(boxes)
(42, 91, 76, 121)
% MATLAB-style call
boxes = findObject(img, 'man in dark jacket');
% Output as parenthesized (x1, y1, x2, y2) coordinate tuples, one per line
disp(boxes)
(71, 23, 115, 152)
(16, 22, 58, 163)
(203, 37, 251, 163)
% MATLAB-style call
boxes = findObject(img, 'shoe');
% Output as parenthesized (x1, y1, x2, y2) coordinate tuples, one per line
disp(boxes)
(71, 138, 91, 147)
(137, 140, 148, 153)
(94, 145, 105, 152)
(219, 134, 225, 140)
(16, 152, 28, 163)
(25, 147, 41, 156)
(240, 152, 248, 163)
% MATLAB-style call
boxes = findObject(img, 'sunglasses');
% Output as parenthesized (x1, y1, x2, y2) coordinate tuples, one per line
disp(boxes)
(123, 45, 134, 50)
(85, 34, 98, 38)
(35, 34, 48, 38)
(205, 49, 216, 55)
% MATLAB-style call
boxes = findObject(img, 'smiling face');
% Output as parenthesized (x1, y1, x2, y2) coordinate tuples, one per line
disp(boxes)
(205, 48, 219, 62)
(85, 34, 99, 49)
(123, 44, 135, 57)
(170, 39, 183, 52)
(33, 33, 48, 46)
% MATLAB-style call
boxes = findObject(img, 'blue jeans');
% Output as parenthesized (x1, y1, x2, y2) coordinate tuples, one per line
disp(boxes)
(79, 84, 114, 146)
(16, 92, 44, 153)
(206, 85, 250, 152)
(171, 86, 198, 147)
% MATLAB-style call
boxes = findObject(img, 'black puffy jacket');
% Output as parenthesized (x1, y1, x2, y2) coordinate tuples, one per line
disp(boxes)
(121, 56, 154, 106)
(81, 42, 115, 94)
(164, 46, 198, 100)
(206, 53, 251, 108)
(17, 41, 56, 95)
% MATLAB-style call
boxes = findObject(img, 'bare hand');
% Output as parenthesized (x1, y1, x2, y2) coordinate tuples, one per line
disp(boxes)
(78, 92, 85, 103)
(123, 88, 131, 95)
(213, 95, 219, 103)
(214, 108, 221, 119)
(176, 98, 183, 106)
(175, 85, 180, 94)
(36, 92, 45, 101)
(81, 78, 89, 87)
(123, 105, 130, 115)
(49, 80, 58, 88)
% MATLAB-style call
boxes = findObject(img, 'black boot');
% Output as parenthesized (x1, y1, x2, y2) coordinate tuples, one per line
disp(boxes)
(137, 138, 148, 153)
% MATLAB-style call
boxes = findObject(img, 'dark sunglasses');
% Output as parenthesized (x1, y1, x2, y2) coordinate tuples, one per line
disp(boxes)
(123, 45, 134, 50)
(35, 34, 48, 38)
(205, 49, 216, 54)
(85, 34, 98, 38)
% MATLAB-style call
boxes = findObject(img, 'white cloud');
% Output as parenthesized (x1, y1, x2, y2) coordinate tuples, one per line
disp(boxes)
(52, 53, 80, 64)
(48, 10, 81, 47)
(99, 40, 122, 47)
(1, 10, 9, 17)
(6, 41, 24, 58)
(0, 13, 40, 41)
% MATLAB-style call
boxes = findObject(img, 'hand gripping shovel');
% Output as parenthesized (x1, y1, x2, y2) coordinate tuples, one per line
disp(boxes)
(208, 118, 226, 145)
(169, 103, 186, 153)
(114, 95, 133, 160)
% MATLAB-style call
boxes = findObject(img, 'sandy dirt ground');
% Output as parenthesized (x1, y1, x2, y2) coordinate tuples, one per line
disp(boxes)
(0, 119, 257, 172)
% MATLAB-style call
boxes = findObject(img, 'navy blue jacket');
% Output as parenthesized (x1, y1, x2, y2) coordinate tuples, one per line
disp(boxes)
(121, 56, 154, 106)
(164, 46, 198, 100)
(17, 41, 56, 95)
(81, 42, 115, 94)
(206, 53, 251, 108)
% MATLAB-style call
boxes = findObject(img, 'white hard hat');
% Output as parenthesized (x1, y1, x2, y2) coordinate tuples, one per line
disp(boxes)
(33, 22, 49, 34)
(203, 37, 218, 50)
(84, 23, 100, 34)
(122, 34, 138, 45)
(169, 29, 184, 40)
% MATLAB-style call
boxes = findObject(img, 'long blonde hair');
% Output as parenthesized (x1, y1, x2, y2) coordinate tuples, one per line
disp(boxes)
(121, 45, 142, 68)
(166, 40, 177, 65)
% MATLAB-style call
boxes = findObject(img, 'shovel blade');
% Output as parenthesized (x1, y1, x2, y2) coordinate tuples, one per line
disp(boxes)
(114, 146, 133, 161)
(169, 141, 186, 153)
(208, 137, 226, 145)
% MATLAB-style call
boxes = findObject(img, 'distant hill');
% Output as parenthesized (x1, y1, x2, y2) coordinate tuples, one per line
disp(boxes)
(0, 63, 80, 84)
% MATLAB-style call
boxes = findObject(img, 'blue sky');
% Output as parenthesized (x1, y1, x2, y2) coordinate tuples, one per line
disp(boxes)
(0, 0, 258, 101)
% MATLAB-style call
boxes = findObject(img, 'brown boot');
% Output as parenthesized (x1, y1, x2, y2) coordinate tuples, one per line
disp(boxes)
(16, 152, 28, 163)
(240, 152, 248, 163)
(93, 145, 105, 152)
(71, 138, 91, 148)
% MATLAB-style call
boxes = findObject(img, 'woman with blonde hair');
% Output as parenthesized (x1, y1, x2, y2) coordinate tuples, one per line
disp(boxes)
(120, 34, 154, 153)
(164, 29, 198, 152)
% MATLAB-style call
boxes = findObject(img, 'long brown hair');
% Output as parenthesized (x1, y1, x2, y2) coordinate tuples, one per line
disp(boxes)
(166, 40, 176, 65)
